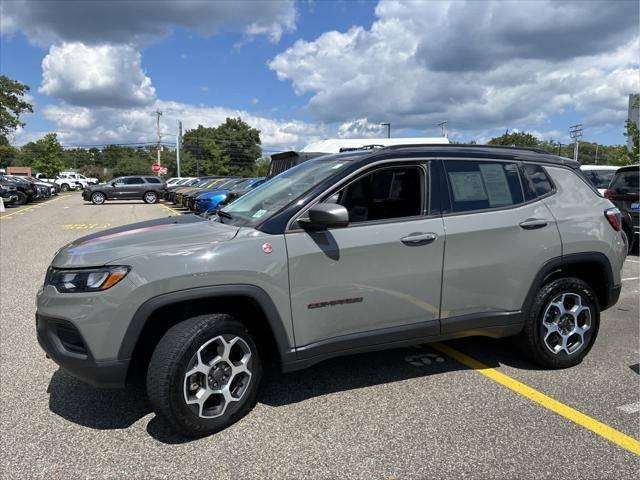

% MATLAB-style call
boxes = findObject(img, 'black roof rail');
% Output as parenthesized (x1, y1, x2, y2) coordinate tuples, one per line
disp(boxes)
(338, 144, 385, 152)
(379, 143, 549, 155)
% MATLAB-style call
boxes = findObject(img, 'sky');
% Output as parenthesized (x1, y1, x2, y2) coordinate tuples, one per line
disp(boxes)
(1, 0, 638, 151)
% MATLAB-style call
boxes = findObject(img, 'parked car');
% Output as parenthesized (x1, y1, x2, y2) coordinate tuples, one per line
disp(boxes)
(28, 176, 60, 195)
(174, 177, 228, 207)
(0, 174, 37, 205)
(61, 171, 99, 186)
(164, 178, 199, 202)
(82, 176, 167, 204)
(194, 177, 266, 214)
(35, 173, 81, 192)
(605, 164, 639, 251)
(184, 177, 249, 212)
(0, 182, 19, 206)
(580, 165, 619, 195)
(37, 145, 625, 437)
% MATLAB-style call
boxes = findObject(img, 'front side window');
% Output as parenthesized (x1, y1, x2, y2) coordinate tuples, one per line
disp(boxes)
(445, 160, 523, 213)
(324, 166, 423, 223)
(221, 155, 353, 226)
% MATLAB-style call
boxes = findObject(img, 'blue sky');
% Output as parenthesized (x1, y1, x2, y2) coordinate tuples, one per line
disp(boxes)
(1, 0, 638, 149)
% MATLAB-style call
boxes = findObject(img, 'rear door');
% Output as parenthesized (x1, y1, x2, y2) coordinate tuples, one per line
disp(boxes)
(439, 159, 562, 333)
(285, 161, 446, 352)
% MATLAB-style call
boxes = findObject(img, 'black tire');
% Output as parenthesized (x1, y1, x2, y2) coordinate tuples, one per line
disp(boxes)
(520, 277, 599, 369)
(60, 183, 70, 192)
(147, 314, 262, 437)
(13, 191, 28, 206)
(143, 191, 158, 204)
(91, 192, 106, 205)
(621, 229, 636, 254)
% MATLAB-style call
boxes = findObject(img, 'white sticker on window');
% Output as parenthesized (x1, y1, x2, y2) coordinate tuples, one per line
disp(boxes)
(448, 172, 487, 202)
(252, 209, 267, 218)
(478, 164, 513, 206)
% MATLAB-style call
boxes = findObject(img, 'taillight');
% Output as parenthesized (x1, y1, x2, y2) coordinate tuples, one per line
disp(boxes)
(605, 208, 621, 231)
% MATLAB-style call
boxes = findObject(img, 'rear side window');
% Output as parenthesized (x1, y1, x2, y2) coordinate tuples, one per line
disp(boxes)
(145, 177, 162, 184)
(521, 164, 554, 200)
(123, 177, 144, 185)
(445, 161, 523, 213)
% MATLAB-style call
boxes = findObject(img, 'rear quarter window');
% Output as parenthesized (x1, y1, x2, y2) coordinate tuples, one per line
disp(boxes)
(521, 164, 554, 200)
(145, 177, 162, 184)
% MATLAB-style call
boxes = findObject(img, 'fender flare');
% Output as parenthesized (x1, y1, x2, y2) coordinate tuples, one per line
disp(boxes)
(117, 284, 295, 364)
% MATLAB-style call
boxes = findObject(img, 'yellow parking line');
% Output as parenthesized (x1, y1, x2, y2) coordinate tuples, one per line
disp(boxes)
(432, 342, 640, 456)
(160, 203, 183, 216)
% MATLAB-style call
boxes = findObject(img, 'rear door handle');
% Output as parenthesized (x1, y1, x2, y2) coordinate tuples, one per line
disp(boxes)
(519, 218, 548, 230)
(401, 232, 438, 246)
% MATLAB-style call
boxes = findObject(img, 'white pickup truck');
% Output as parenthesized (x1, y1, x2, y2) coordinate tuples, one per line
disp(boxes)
(35, 172, 98, 191)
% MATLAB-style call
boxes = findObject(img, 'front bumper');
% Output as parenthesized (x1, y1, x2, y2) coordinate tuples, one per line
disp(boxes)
(36, 313, 128, 388)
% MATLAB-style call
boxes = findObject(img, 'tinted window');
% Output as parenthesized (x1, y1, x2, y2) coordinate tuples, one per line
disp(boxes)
(609, 169, 639, 195)
(145, 177, 162, 184)
(445, 161, 523, 212)
(521, 164, 554, 200)
(584, 170, 615, 189)
(329, 167, 423, 223)
(123, 177, 144, 185)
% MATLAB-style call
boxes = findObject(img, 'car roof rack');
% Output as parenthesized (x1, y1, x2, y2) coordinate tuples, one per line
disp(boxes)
(338, 144, 386, 152)
(379, 143, 549, 154)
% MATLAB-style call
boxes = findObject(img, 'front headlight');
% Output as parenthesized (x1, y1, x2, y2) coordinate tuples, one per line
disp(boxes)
(47, 266, 129, 293)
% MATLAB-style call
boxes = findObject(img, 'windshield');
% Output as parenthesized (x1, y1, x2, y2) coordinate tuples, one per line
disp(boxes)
(220, 156, 351, 226)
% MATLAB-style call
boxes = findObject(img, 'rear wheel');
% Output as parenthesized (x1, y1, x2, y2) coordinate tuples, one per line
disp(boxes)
(143, 191, 158, 204)
(520, 277, 599, 369)
(60, 183, 70, 192)
(13, 191, 28, 206)
(147, 314, 262, 437)
(91, 192, 106, 205)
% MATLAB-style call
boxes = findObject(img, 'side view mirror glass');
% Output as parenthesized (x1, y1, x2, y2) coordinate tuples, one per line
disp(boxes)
(302, 203, 349, 230)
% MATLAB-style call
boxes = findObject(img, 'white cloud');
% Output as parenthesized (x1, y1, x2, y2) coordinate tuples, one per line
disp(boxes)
(2, 0, 297, 46)
(269, 0, 639, 139)
(337, 118, 384, 138)
(39, 43, 156, 108)
(21, 100, 328, 151)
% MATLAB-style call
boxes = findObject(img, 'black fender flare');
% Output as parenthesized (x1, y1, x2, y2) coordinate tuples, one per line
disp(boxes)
(521, 252, 618, 314)
(117, 284, 296, 364)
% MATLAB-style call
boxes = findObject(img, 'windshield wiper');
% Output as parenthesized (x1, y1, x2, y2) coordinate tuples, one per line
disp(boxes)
(217, 210, 233, 219)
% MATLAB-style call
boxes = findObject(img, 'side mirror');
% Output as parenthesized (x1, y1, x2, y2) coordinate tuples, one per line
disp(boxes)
(302, 203, 349, 230)
(111, 182, 117, 187)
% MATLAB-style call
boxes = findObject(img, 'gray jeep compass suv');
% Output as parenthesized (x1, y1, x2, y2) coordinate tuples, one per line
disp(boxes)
(37, 145, 625, 437)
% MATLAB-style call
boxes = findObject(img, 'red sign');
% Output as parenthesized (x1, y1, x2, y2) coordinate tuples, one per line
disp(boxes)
(151, 163, 160, 172)
(159, 167, 167, 174)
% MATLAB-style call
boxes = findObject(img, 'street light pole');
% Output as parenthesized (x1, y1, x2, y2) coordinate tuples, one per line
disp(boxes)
(379, 122, 391, 138)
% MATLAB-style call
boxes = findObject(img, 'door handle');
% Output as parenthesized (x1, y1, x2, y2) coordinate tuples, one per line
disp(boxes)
(401, 232, 438, 246)
(519, 218, 548, 230)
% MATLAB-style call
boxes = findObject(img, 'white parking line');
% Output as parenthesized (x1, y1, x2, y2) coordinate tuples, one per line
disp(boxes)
(626, 259, 640, 264)
(617, 401, 640, 414)
(622, 277, 640, 282)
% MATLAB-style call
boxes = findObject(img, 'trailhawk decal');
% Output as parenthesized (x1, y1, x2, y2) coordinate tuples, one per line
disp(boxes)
(307, 297, 363, 309)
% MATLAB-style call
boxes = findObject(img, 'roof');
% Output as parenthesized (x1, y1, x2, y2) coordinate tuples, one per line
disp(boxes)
(301, 137, 449, 153)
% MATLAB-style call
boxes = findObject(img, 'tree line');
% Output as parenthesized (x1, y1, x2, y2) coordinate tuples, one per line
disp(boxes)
(0, 74, 637, 181)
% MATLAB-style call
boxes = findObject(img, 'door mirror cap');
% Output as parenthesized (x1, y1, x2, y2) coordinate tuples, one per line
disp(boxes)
(303, 203, 349, 230)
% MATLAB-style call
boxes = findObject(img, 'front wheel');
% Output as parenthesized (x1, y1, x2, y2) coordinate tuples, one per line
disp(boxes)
(147, 314, 262, 437)
(143, 191, 158, 204)
(60, 183, 70, 192)
(91, 192, 106, 205)
(13, 191, 28, 206)
(520, 277, 599, 369)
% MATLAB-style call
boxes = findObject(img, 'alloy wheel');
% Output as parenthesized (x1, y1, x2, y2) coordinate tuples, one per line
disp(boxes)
(541, 292, 592, 355)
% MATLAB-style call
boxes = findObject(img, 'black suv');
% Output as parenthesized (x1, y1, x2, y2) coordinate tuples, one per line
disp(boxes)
(82, 176, 167, 205)
(0, 174, 37, 205)
(605, 164, 639, 250)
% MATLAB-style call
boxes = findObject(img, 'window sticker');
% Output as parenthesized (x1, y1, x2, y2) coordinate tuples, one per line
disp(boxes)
(252, 209, 267, 218)
(448, 171, 488, 202)
(478, 164, 513, 206)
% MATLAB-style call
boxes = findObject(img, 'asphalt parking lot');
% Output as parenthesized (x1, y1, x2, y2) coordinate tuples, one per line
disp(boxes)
(1, 193, 638, 479)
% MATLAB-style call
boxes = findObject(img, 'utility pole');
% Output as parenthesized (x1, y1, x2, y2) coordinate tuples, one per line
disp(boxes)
(176, 121, 182, 177)
(569, 123, 583, 162)
(437, 121, 448, 138)
(379, 122, 391, 138)
(155, 109, 163, 174)
(595, 143, 599, 165)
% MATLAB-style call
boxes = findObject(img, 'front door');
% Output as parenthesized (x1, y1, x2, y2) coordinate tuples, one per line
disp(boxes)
(119, 177, 146, 199)
(285, 162, 445, 354)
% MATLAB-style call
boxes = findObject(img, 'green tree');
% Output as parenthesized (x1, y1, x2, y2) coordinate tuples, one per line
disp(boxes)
(213, 117, 261, 175)
(255, 157, 271, 177)
(0, 135, 18, 167)
(488, 130, 540, 147)
(0, 75, 33, 141)
(624, 96, 639, 164)
(32, 133, 64, 177)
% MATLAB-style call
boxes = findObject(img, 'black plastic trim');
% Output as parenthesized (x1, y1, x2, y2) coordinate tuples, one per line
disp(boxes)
(117, 285, 296, 364)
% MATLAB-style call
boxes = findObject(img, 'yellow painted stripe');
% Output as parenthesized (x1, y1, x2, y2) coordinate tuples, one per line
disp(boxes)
(160, 203, 182, 216)
(432, 342, 640, 456)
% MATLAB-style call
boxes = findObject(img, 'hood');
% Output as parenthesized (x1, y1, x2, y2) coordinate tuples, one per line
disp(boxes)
(52, 215, 239, 268)
(197, 189, 229, 200)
